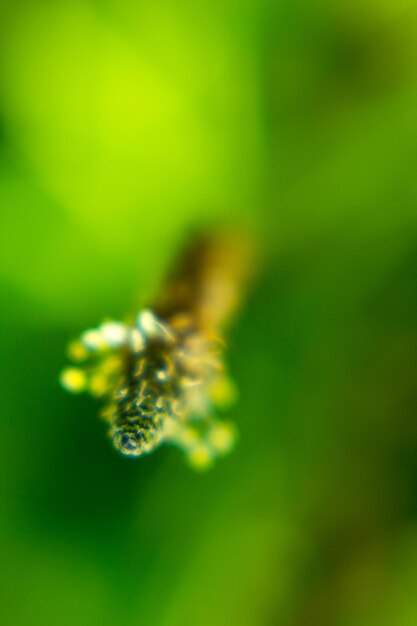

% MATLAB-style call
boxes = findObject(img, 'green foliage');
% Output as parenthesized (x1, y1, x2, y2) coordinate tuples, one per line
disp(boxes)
(2, 1, 417, 625)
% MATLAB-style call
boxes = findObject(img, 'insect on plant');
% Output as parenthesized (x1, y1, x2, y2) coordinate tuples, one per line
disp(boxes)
(60, 231, 254, 469)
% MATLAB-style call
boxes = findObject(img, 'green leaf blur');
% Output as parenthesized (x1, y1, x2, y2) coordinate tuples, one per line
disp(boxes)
(1, 1, 417, 625)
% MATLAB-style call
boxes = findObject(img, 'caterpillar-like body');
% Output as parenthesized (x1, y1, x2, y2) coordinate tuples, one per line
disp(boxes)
(61, 232, 252, 468)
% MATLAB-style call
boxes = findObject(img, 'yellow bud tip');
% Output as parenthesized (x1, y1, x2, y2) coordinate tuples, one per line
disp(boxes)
(100, 321, 128, 347)
(67, 341, 89, 362)
(60, 368, 87, 393)
(101, 355, 123, 374)
(89, 374, 109, 397)
(210, 376, 238, 409)
(208, 423, 236, 455)
(178, 426, 199, 447)
(81, 329, 106, 351)
(188, 444, 214, 471)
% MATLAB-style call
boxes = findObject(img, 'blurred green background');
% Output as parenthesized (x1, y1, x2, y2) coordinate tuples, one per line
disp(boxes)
(2, 1, 417, 625)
